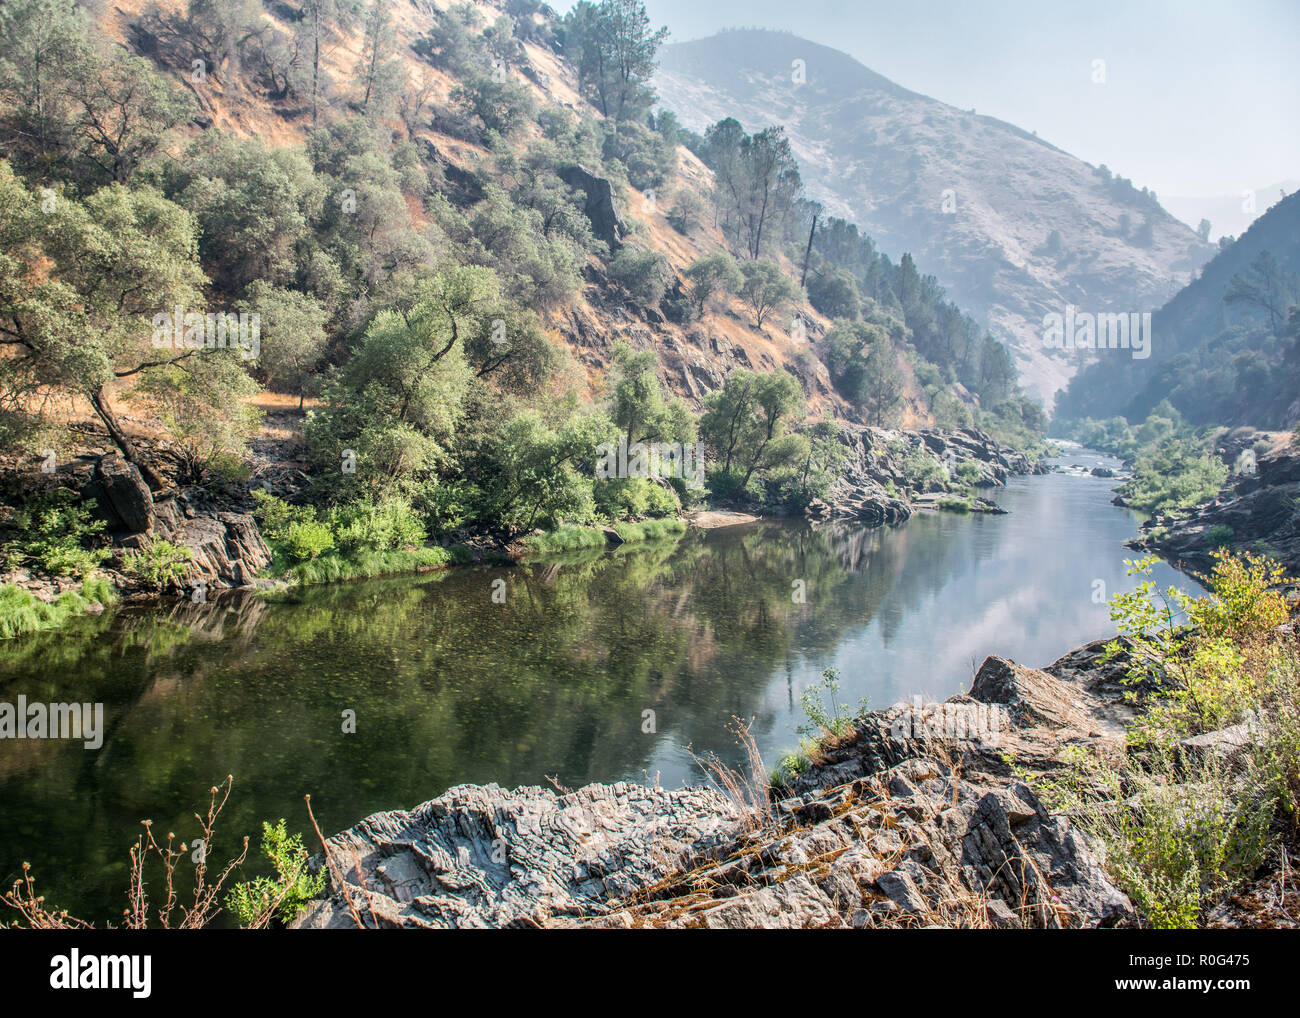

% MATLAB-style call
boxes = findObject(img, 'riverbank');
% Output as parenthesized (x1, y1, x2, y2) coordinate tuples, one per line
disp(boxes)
(295, 547, 1299, 930)
(293, 639, 1142, 929)
(0, 424, 1046, 640)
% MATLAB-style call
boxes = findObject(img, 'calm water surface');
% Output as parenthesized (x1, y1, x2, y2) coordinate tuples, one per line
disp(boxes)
(0, 447, 1199, 921)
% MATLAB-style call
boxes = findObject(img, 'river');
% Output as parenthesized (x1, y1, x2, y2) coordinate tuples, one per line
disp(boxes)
(0, 446, 1200, 922)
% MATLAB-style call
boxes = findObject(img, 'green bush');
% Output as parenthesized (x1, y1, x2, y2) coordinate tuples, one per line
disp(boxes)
(1207, 524, 1235, 547)
(121, 540, 193, 591)
(608, 247, 669, 307)
(226, 820, 325, 928)
(9, 489, 109, 578)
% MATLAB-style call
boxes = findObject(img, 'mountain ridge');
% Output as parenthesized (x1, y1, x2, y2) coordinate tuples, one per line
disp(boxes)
(653, 28, 1215, 406)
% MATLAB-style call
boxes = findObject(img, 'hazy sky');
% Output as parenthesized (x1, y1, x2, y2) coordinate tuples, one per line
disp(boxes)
(557, 0, 1299, 199)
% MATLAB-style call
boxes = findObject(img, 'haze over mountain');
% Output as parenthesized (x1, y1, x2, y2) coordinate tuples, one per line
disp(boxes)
(1056, 189, 1300, 429)
(1163, 179, 1299, 243)
(653, 28, 1215, 405)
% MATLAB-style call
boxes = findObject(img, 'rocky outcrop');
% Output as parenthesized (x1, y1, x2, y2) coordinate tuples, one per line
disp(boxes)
(559, 164, 630, 253)
(297, 644, 1138, 930)
(293, 783, 740, 929)
(807, 425, 1041, 524)
(88, 453, 155, 534)
(1133, 445, 1300, 575)
(151, 494, 272, 589)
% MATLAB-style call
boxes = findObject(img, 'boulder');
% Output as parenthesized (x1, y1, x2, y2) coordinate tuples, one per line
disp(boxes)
(90, 453, 154, 534)
(153, 495, 271, 588)
(558, 165, 630, 252)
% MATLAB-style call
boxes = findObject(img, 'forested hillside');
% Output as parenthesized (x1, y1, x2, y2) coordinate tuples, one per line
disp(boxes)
(0, 0, 1044, 594)
(654, 28, 1214, 404)
(1055, 190, 1300, 429)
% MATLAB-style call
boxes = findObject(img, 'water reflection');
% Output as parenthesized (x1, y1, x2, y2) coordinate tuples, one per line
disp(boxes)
(0, 455, 1198, 921)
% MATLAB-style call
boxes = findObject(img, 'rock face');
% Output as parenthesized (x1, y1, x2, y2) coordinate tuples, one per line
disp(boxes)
(559, 164, 630, 253)
(152, 495, 271, 589)
(806, 425, 1039, 524)
(298, 644, 1137, 930)
(89, 453, 155, 534)
(293, 782, 740, 929)
(1134, 445, 1300, 575)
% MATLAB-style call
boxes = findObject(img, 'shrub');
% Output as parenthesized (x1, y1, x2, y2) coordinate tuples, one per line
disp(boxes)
(226, 820, 325, 928)
(120, 540, 194, 592)
(608, 247, 669, 307)
(1207, 524, 1235, 547)
(9, 489, 108, 579)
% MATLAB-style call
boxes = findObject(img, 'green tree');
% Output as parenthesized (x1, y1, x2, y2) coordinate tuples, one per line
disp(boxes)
(239, 282, 330, 408)
(700, 369, 804, 494)
(564, 0, 667, 122)
(0, 162, 216, 485)
(738, 259, 798, 329)
(860, 340, 905, 427)
(683, 251, 742, 317)
(305, 267, 497, 496)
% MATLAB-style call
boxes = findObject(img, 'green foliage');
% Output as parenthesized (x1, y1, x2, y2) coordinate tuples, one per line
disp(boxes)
(253, 491, 431, 577)
(520, 524, 607, 554)
(595, 477, 680, 520)
(562, 0, 668, 123)
(611, 518, 686, 543)
(797, 667, 867, 742)
(451, 74, 537, 139)
(608, 247, 669, 307)
(1035, 550, 1299, 927)
(239, 282, 329, 404)
(937, 494, 973, 513)
(0, 577, 115, 640)
(1207, 523, 1235, 547)
(806, 268, 861, 320)
(700, 369, 804, 499)
(226, 820, 325, 928)
(1119, 434, 1229, 515)
(737, 259, 798, 329)
(701, 120, 801, 260)
(121, 540, 193, 592)
(601, 118, 676, 191)
(900, 445, 947, 493)
(8, 489, 108, 579)
(683, 250, 742, 317)
(305, 268, 496, 498)
(1040, 746, 1274, 929)
(779, 420, 846, 510)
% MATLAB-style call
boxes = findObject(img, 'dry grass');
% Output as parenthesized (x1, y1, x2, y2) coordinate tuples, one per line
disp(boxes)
(3, 776, 250, 929)
(688, 716, 773, 833)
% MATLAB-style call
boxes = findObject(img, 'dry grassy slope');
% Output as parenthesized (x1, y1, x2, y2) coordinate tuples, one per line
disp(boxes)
(98, 0, 932, 427)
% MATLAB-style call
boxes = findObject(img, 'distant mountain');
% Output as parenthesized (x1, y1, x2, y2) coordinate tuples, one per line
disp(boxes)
(1055, 190, 1300, 429)
(1162, 179, 1299, 243)
(653, 29, 1215, 405)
